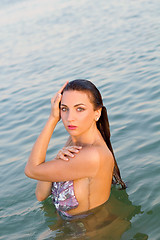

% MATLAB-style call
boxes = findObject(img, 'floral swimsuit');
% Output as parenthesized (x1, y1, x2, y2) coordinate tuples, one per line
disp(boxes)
(51, 180, 79, 218)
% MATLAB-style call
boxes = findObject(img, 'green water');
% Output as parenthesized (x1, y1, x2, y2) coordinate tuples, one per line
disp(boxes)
(0, 0, 160, 239)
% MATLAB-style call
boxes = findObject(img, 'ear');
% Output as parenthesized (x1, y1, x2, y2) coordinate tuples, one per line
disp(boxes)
(95, 108, 102, 121)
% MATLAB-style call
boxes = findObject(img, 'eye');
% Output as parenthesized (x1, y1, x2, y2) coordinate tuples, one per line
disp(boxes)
(61, 107, 68, 112)
(77, 107, 85, 112)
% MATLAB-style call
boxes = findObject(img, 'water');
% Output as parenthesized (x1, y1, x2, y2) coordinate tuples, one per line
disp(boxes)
(0, 0, 159, 239)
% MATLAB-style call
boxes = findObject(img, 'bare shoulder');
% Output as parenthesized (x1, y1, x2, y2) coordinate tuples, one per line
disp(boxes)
(65, 145, 100, 177)
(74, 145, 100, 166)
(78, 145, 114, 176)
(95, 145, 114, 169)
(76, 144, 113, 163)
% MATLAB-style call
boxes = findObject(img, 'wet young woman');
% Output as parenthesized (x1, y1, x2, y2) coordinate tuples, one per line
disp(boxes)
(25, 79, 126, 218)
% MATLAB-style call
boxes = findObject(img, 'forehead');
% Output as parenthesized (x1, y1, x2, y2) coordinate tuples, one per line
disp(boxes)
(61, 90, 92, 106)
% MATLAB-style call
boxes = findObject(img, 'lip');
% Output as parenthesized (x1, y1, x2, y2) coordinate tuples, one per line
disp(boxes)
(68, 125, 77, 130)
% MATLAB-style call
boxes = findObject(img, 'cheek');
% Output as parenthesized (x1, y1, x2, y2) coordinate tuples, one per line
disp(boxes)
(61, 115, 68, 131)
(79, 112, 95, 125)
(60, 111, 66, 123)
(61, 112, 66, 120)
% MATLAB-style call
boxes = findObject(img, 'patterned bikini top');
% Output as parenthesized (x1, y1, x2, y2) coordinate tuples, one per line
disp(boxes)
(51, 180, 79, 215)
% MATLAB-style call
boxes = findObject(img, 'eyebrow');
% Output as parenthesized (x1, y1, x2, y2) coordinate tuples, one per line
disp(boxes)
(61, 103, 86, 107)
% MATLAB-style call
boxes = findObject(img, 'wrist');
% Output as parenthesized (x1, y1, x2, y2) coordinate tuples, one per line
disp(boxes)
(48, 114, 59, 124)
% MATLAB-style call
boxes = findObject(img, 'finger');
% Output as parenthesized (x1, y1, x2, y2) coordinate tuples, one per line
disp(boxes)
(65, 146, 82, 150)
(61, 156, 69, 161)
(57, 151, 69, 160)
(51, 81, 68, 106)
(58, 149, 74, 158)
(62, 149, 75, 157)
(68, 148, 80, 154)
(74, 146, 82, 150)
(57, 155, 69, 161)
(51, 93, 62, 106)
(65, 146, 82, 152)
(58, 81, 69, 94)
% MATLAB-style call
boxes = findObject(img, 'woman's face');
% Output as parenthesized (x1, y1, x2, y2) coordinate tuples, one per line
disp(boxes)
(60, 90, 99, 137)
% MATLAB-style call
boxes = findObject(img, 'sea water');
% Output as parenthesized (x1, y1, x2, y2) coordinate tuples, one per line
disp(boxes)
(0, 0, 160, 239)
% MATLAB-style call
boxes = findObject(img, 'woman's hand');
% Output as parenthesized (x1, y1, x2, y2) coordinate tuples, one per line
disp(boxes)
(50, 81, 68, 121)
(56, 146, 82, 161)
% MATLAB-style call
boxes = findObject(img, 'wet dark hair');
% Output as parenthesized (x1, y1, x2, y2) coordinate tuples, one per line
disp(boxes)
(63, 79, 126, 189)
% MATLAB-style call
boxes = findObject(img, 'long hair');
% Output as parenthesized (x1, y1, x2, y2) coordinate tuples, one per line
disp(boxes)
(63, 79, 126, 189)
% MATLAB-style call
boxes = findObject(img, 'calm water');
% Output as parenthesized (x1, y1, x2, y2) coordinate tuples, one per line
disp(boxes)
(0, 0, 160, 239)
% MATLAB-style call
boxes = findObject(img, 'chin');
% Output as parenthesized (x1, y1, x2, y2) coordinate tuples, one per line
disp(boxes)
(68, 131, 79, 137)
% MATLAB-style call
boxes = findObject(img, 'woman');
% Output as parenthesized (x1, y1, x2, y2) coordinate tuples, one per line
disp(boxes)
(25, 79, 126, 218)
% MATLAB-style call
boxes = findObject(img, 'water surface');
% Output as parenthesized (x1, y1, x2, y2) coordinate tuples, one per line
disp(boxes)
(0, 0, 160, 239)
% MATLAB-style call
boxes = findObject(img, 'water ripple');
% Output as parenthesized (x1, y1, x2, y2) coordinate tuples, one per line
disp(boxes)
(0, 0, 160, 239)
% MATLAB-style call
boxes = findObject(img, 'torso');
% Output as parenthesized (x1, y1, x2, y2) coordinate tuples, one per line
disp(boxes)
(52, 135, 114, 216)
(68, 146, 113, 215)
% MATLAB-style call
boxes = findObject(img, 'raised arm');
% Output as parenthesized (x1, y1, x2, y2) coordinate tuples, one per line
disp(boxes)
(25, 81, 68, 178)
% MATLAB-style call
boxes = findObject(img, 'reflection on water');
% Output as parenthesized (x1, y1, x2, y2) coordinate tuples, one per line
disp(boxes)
(38, 187, 147, 240)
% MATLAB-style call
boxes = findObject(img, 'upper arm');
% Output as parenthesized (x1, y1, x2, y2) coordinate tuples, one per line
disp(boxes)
(27, 147, 100, 182)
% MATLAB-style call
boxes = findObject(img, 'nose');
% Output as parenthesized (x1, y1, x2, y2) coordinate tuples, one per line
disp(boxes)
(67, 109, 75, 122)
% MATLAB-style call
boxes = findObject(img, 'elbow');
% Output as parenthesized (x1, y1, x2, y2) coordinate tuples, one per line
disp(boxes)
(35, 191, 43, 201)
(35, 193, 46, 202)
(24, 164, 33, 178)
(35, 190, 47, 202)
